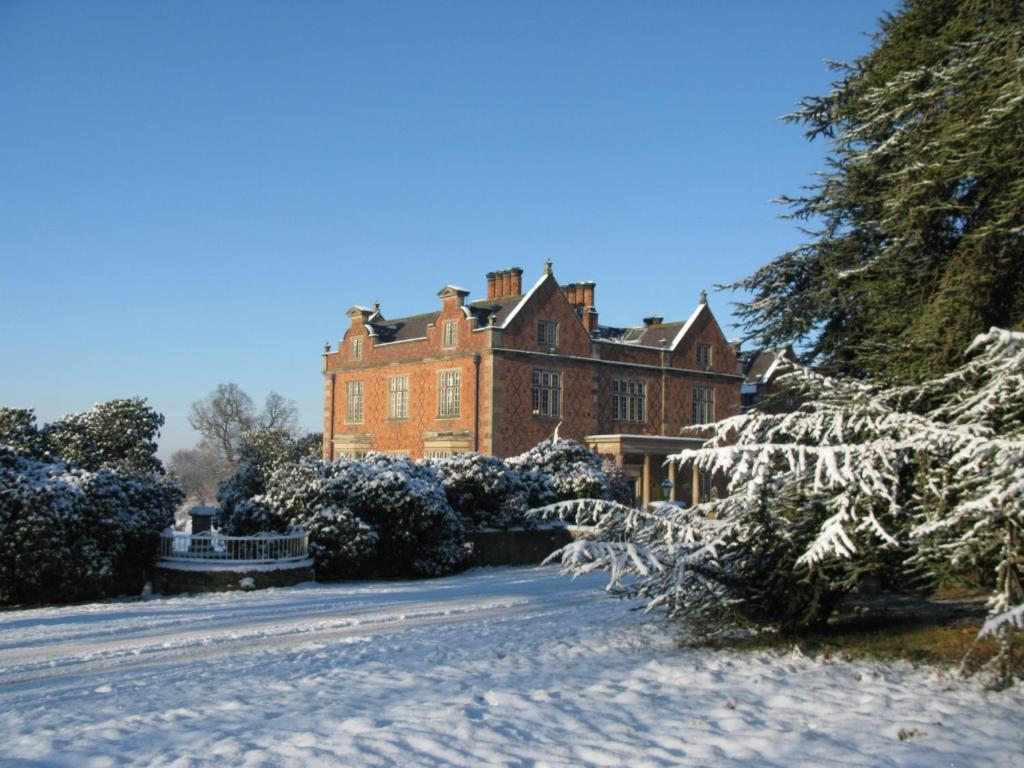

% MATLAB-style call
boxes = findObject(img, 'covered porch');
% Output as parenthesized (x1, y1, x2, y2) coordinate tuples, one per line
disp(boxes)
(585, 434, 709, 508)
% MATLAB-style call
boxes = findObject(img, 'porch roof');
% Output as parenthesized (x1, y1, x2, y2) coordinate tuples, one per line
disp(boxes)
(584, 433, 706, 456)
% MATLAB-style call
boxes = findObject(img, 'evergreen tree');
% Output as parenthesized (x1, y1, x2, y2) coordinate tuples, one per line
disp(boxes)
(732, 0, 1024, 382)
(538, 329, 1024, 687)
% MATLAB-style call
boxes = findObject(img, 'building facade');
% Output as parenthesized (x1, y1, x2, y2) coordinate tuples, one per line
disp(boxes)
(739, 347, 797, 413)
(321, 262, 742, 504)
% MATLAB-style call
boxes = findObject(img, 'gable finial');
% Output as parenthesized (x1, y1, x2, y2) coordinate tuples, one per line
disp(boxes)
(699, 289, 708, 305)
(544, 259, 553, 276)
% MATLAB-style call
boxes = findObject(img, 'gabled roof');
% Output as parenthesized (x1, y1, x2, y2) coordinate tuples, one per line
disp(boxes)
(742, 348, 795, 384)
(496, 270, 548, 329)
(593, 302, 710, 352)
(437, 285, 470, 299)
(467, 295, 522, 328)
(365, 311, 437, 344)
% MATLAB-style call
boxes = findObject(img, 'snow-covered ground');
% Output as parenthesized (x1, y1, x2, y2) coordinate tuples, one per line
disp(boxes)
(0, 567, 1020, 767)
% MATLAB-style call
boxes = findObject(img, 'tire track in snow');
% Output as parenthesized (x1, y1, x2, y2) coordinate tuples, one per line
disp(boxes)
(0, 593, 600, 693)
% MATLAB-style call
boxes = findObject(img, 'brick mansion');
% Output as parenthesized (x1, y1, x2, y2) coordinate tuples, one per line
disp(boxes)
(321, 262, 743, 505)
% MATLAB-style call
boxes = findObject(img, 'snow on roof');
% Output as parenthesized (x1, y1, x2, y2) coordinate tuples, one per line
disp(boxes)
(669, 302, 708, 350)
(500, 271, 550, 329)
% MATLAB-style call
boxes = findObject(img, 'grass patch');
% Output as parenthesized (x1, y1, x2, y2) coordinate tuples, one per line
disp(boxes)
(697, 593, 1023, 681)
(711, 617, 991, 667)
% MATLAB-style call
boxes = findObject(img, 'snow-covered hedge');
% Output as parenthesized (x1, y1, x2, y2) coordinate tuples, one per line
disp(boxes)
(218, 439, 623, 579)
(428, 452, 532, 530)
(216, 428, 320, 535)
(0, 401, 182, 606)
(221, 454, 464, 579)
(508, 439, 632, 506)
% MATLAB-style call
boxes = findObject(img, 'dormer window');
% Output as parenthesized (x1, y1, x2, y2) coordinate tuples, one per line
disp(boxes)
(538, 320, 558, 348)
(351, 337, 363, 360)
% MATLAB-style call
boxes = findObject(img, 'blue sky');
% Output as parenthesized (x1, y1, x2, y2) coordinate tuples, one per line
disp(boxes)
(0, 0, 896, 458)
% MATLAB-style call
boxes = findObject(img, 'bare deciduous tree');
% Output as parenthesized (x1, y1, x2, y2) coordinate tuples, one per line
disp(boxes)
(188, 384, 298, 469)
(168, 447, 227, 505)
(261, 391, 299, 433)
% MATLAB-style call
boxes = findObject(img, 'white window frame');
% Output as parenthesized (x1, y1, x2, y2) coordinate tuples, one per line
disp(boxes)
(612, 379, 645, 423)
(426, 449, 466, 459)
(351, 336, 363, 360)
(437, 369, 461, 418)
(337, 450, 368, 460)
(442, 319, 458, 349)
(388, 375, 409, 420)
(531, 370, 561, 418)
(346, 380, 364, 423)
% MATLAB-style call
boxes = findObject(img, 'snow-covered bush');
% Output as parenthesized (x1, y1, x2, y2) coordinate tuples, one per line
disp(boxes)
(0, 446, 180, 605)
(248, 453, 465, 579)
(219, 440, 624, 581)
(1, 399, 169, 478)
(428, 452, 532, 529)
(318, 453, 465, 577)
(540, 329, 1024, 687)
(601, 457, 634, 506)
(508, 439, 616, 505)
(0, 400, 181, 606)
(217, 428, 319, 534)
(217, 461, 280, 535)
(0, 408, 48, 458)
(302, 505, 379, 580)
(43, 398, 167, 477)
(253, 459, 378, 578)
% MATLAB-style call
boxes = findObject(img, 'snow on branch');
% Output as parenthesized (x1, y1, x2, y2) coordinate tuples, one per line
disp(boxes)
(548, 329, 1024, 677)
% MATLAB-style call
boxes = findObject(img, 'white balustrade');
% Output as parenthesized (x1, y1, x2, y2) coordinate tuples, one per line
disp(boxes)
(159, 530, 309, 565)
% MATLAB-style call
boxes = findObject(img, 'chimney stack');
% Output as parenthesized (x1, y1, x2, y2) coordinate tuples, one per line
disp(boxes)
(486, 267, 524, 299)
(562, 283, 577, 307)
(580, 281, 595, 309)
(509, 267, 523, 296)
(583, 307, 598, 332)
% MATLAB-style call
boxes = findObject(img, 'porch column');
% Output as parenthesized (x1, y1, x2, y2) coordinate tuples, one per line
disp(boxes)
(642, 454, 651, 507)
(668, 458, 677, 502)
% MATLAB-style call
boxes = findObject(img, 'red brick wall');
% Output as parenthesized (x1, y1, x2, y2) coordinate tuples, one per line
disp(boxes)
(322, 277, 742, 460)
(497, 275, 594, 358)
(491, 354, 597, 457)
(323, 296, 495, 459)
